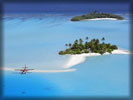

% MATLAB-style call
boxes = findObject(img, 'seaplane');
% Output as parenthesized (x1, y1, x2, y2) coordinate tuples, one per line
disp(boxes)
(15, 65, 34, 74)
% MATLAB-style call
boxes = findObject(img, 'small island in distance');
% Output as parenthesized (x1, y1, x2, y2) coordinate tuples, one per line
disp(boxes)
(59, 37, 118, 55)
(71, 11, 124, 21)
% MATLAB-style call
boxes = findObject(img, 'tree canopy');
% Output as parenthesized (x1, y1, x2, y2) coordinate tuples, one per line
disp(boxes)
(59, 37, 118, 55)
(71, 11, 124, 21)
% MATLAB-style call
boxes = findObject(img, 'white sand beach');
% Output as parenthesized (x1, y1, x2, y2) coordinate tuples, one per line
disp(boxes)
(63, 49, 132, 68)
(1, 49, 131, 73)
(83, 18, 118, 21)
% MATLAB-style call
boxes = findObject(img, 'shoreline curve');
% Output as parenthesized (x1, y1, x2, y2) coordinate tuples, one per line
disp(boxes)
(63, 49, 132, 68)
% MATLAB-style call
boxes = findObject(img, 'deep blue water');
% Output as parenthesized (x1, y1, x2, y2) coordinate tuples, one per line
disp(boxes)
(3, 2, 130, 97)
(4, 2, 129, 14)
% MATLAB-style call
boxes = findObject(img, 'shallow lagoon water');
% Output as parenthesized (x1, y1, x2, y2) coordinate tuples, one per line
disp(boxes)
(4, 55, 129, 97)
(3, 13, 130, 97)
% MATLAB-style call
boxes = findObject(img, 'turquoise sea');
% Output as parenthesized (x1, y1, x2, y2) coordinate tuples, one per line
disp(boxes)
(3, 3, 130, 97)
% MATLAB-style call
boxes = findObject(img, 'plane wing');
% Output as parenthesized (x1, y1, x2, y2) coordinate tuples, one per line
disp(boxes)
(26, 69, 34, 70)
(14, 69, 23, 71)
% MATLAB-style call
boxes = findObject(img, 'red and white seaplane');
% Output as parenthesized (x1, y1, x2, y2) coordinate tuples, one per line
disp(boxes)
(15, 65, 34, 74)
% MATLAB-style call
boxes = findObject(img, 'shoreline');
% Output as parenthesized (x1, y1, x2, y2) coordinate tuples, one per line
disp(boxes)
(83, 18, 118, 21)
(63, 49, 132, 68)
(2, 49, 131, 73)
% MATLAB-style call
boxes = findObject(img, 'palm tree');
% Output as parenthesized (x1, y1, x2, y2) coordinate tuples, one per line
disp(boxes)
(107, 43, 111, 48)
(95, 39, 99, 44)
(93, 10, 99, 14)
(69, 43, 72, 48)
(102, 37, 105, 41)
(65, 44, 68, 49)
(91, 38, 96, 43)
(79, 38, 83, 44)
(85, 37, 88, 41)
(74, 40, 78, 44)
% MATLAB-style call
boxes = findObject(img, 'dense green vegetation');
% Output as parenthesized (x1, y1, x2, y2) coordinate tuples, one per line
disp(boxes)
(71, 11, 124, 21)
(59, 37, 118, 55)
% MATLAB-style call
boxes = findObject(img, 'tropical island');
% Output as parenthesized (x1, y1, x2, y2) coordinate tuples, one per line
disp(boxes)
(71, 11, 124, 21)
(59, 37, 118, 55)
